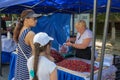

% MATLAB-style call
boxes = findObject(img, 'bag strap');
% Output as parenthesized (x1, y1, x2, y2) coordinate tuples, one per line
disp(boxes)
(18, 43, 28, 60)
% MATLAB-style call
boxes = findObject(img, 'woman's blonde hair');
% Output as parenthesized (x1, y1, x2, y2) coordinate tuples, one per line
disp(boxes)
(75, 20, 86, 28)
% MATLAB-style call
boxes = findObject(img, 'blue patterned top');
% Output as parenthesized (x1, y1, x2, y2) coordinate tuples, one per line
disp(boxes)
(14, 28, 32, 80)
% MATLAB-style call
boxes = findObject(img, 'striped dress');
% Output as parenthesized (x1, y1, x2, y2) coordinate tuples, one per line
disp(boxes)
(14, 28, 32, 80)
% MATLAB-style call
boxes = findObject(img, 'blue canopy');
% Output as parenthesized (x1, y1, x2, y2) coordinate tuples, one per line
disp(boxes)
(0, 0, 34, 9)
(0, 0, 120, 14)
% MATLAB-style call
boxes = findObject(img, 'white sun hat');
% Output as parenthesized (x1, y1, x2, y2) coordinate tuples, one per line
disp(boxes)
(33, 32, 54, 47)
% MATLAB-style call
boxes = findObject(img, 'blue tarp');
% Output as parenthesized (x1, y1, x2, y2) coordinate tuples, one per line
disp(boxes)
(57, 69, 85, 80)
(0, 0, 120, 14)
(32, 13, 71, 50)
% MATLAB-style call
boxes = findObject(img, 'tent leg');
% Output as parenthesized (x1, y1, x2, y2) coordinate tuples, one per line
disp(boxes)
(0, 17, 2, 76)
(110, 22, 116, 45)
(72, 14, 75, 36)
(90, 0, 97, 80)
(97, 0, 111, 80)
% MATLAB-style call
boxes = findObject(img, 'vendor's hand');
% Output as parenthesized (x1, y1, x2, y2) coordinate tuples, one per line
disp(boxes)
(66, 38, 75, 43)
(66, 39, 70, 42)
(65, 41, 72, 46)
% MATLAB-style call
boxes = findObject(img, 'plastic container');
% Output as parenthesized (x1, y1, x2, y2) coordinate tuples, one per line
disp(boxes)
(7, 31, 11, 39)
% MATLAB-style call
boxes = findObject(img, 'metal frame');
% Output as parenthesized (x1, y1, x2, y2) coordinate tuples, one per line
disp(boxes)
(20, 0, 45, 8)
(72, 14, 75, 36)
(97, 0, 111, 80)
(90, 0, 97, 80)
(0, 16, 2, 76)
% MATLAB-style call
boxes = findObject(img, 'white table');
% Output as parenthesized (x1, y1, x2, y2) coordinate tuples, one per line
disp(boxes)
(2, 36, 17, 52)
(1, 36, 17, 63)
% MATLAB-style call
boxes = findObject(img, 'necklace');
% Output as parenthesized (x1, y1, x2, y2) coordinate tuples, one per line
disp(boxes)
(78, 29, 86, 40)
(78, 36, 81, 40)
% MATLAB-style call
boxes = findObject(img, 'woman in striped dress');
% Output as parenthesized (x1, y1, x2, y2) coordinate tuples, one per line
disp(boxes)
(13, 9, 40, 80)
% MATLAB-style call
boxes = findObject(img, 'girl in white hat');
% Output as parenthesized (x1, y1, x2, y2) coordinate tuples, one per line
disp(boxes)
(27, 32, 57, 80)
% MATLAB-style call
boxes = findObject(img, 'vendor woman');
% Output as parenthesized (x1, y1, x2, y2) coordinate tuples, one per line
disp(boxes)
(66, 20, 94, 60)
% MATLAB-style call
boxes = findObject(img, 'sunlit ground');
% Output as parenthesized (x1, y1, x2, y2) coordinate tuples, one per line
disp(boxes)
(95, 35, 120, 56)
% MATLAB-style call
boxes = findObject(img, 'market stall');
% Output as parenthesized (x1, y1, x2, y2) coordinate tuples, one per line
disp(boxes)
(0, 0, 120, 79)
(1, 35, 16, 63)
(8, 50, 117, 80)
(57, 57, 117, 80)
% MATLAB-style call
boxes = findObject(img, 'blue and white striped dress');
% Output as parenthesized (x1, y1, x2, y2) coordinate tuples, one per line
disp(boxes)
(14, 28, 32, 80)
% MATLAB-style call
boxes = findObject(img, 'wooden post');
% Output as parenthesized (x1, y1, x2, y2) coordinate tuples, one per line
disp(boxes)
(111, 22, 116, 45)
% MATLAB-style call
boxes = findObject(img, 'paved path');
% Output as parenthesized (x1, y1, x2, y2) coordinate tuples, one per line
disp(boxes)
(0, 64, 9, 80)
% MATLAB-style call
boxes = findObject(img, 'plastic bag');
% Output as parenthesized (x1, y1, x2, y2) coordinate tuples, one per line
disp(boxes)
(103, 54, 113, 66)
(59, 44, 69, 54)
(95, 54, 114, 67)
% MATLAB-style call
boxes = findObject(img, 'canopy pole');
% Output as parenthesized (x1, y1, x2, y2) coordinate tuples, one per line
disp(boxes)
(90, 0, 97, 80)
(97, 0, 111, 80)
(72, 14, 75, 36)
(0, 17, 2, 76)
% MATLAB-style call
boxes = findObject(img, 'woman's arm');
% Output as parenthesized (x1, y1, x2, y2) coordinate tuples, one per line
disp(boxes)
(25, 31, 35, 55)
(50, 68, 58, 80)
(72, 38, 92, 49)
(66, 38, 92, 49)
